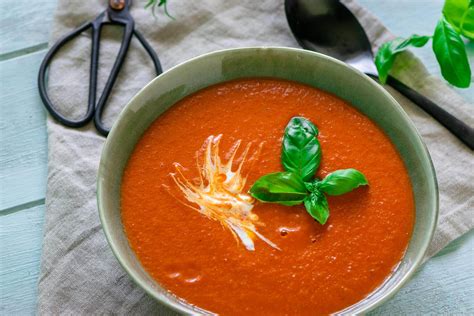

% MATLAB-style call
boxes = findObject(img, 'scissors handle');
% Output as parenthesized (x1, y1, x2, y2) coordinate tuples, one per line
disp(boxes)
(38, 21, 98, 127)
(38, 9, 163, 136)
(94, 27, 163, 136)
(93, 20, 133, 135)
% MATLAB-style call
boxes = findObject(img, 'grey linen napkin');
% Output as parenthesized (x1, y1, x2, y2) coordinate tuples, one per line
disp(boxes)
(38, 0, 474, 314)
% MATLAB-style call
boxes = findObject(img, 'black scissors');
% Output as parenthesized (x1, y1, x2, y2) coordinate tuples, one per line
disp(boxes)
(38, 0, 162, 136)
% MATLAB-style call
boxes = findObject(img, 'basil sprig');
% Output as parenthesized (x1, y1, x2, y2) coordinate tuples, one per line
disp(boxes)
(249, 117, 368, 225)
(375, 0, 472, 88)
(145, 0, 174, 19)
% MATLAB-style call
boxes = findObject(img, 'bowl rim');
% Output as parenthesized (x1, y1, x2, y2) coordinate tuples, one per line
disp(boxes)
(97, 46, 439, 315)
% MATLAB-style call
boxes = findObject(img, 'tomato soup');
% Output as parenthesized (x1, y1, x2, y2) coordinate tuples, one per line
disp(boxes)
(121, 78, 415, 315)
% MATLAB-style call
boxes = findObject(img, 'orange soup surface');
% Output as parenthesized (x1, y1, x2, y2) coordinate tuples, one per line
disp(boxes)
(121, 78, 415, 315)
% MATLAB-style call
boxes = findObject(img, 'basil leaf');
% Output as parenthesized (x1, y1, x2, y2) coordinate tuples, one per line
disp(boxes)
(443, 0, 474, 40)
(318, 169, 368, 196)
(249, 172, 308, 206)
(281, 117, 321, 181)
(304, 191, 329, 225)
(460, 4, 474, 39)
(375, 35, 431, 84)
(433, 17, 471, 88)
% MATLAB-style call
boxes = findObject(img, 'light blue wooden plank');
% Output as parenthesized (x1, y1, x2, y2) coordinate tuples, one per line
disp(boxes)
(0, 205, 45, 315)
(0, 0, 57, 59)
(358, 0, 444, 38)
(0, 51, 48, 211)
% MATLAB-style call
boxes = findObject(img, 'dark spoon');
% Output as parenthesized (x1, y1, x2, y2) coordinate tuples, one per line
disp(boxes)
(285, 0, 474, 150)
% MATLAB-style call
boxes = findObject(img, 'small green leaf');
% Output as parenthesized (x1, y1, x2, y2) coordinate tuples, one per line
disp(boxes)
(433, 17, 471, 88)
(443, 0, 474, 40)
(249, 172, 308, 206)
(304, 191, 329, 225)
(319, 169, 368, 196)
(145, 0, 175, 19)
(281, 117, 321, 181)
(375, 35, 431, 84)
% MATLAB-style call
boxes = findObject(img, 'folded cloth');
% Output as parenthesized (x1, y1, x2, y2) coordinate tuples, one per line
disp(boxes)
(38, 0, 474, 314)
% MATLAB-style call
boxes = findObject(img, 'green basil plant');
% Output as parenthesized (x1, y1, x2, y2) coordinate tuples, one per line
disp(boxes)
(375, 0, 473, 88)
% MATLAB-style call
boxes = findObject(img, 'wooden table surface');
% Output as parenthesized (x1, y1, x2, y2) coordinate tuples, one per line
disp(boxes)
(1, 0, 473, 314)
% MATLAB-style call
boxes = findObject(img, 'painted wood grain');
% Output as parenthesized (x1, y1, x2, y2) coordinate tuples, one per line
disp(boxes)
(0, 52, 48, 211)
(0, 206, 45, 315)
(0, 0, 57, 59)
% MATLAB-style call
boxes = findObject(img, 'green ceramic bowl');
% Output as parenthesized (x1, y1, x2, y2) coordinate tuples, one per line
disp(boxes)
(97, 47, 438, 314)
